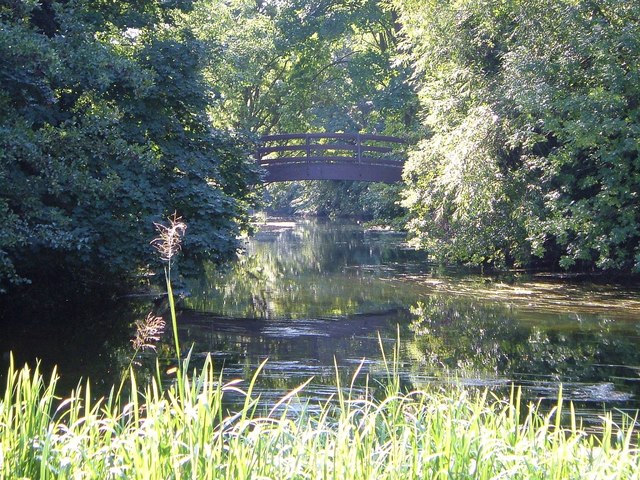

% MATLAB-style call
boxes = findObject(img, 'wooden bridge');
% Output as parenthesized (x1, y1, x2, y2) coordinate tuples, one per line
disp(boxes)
(256, 133, 405, 183)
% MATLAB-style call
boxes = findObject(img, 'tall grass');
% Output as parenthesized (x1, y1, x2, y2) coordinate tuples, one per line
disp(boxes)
(1, 351, 639, 479)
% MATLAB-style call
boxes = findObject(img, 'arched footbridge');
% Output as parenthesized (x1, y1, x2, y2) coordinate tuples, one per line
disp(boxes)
(256, 133, 405, 183)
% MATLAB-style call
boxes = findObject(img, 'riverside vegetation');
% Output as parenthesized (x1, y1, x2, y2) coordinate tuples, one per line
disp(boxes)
(2, 217, 640, 479)
(4, 0, 640, 289)
(2, 340, 640, 478)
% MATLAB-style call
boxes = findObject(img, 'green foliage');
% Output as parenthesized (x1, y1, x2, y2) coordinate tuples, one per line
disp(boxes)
(203, 0, 416, 223)
(266, 180, 405, 221)
(397, 0, 640, 272)
(205, 0, 416, 136)
(2, 353, 640, 478)
(0, 0, 259, 290)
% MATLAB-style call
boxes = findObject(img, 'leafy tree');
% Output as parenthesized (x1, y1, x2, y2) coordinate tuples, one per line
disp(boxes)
(396, 0, 640, 272)
(501, 0, 640, 271)
(205, 0, 416, 136)
(203, 0, 416, 221)
(0, 0, 259, 291)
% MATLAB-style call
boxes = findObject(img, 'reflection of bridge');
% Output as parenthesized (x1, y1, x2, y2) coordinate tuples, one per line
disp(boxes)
(257, 133, 405, 183)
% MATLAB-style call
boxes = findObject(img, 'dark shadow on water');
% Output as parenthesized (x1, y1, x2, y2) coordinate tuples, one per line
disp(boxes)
(0, 264, 152, 394)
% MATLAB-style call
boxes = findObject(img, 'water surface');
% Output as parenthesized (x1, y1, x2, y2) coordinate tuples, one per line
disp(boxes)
(181, 219, 640, 421)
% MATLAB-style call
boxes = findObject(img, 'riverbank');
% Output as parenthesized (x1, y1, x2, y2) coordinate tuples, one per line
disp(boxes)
(2, 354, 639, 479)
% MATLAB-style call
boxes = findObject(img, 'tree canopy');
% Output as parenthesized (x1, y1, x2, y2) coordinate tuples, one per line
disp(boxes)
(204, 0, 417, 222)
(396, 0, 640, 272)
(0, 0, 259, 290)
(2, 0, 639, 283)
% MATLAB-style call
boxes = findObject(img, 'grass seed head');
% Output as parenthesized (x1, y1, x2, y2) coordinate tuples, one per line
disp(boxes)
(132, 313, 166, 351)
(151, 213, 187, 262)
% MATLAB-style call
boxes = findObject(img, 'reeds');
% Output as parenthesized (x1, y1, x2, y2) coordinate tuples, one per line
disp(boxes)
(1, 352, 639, 479)
(151, 212, 186, 361)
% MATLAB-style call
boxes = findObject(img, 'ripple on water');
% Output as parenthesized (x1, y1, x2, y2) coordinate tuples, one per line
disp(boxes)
(523, 381, 634, 403)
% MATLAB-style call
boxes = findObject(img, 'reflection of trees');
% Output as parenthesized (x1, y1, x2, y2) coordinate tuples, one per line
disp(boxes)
(406, 296, 640, 384)
(407, 299, 519, 374)
(176, 311, 405, 406)
(184, 221, 419, 318)
(183, 218, 640, 407)
(264, 220, 409, 274)
(0, 271, 145, 394)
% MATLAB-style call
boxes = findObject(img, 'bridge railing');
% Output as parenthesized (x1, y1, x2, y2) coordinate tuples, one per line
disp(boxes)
(257, 133, 405, 167)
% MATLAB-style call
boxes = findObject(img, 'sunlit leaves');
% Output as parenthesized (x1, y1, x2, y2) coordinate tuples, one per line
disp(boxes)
(216, 0, 416, 220)
(397, 0, 640, 271)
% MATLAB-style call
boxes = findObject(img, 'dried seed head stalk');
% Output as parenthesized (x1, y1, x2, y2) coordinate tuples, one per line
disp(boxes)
(132, 313, 166, 351)
(151, 213, 187, 262)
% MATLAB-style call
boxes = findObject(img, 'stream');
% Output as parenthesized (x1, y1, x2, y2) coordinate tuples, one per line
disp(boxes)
(177, 218, 640, 423)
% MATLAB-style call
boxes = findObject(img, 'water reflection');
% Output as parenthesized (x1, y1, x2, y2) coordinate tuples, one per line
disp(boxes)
(182, 218, 640, 418)
(185, 219, 424, 319)
(406, 297, 640, 411)
(0, 272, 150, 393)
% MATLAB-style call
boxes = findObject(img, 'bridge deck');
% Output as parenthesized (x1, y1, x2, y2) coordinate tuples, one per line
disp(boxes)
(257, 133, 405, 183)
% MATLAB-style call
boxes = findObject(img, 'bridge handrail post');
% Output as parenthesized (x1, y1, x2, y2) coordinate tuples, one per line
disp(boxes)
(356, 133, 362, 164)
(305, 135, 311, 162)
